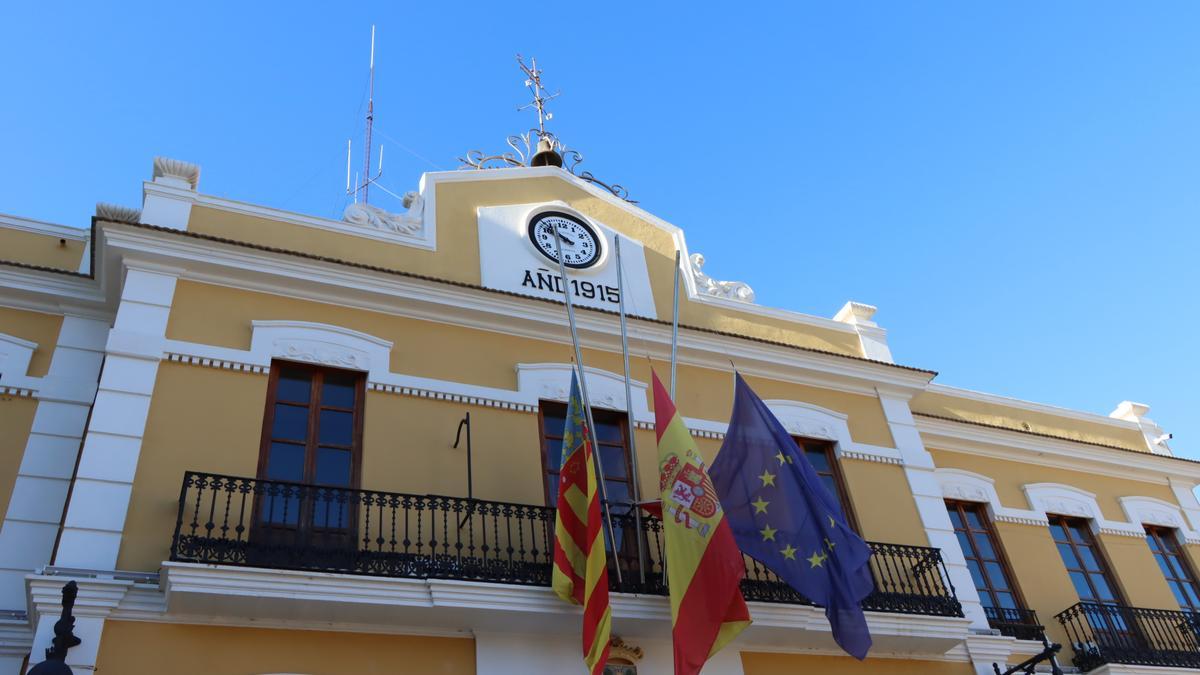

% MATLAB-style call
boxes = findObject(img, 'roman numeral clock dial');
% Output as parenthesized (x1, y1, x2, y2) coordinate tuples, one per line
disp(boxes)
(528, 211, 603, 269)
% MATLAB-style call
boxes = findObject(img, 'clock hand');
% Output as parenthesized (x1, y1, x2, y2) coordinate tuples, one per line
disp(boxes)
(557, 232, 577, 247)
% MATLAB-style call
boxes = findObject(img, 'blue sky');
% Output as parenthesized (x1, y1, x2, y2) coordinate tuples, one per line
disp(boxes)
(2, 3, 1196, 457)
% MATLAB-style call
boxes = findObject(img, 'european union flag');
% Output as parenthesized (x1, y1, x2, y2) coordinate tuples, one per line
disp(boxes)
(709, 374, 874, 659)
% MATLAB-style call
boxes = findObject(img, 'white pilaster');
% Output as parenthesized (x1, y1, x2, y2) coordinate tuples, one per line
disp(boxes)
(0, 618, 33, 675)
(1168, 477, 1200, 534)
(54, 268, 176, 570)
(0, 317, 108, 611)
(833, 302, 893, 363)
(25, 576, 132, 674)
(876, 389, 989, 630)
(964, 633, 1018, 675)
(139, 157, 199, 230)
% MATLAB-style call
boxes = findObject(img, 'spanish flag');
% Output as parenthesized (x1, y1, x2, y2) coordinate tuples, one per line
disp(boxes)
(551, 372, 612, 675)
(653, 371, 751, 675)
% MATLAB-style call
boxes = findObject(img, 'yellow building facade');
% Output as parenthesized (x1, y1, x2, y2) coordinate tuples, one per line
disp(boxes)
(1, 156, 1198, 674)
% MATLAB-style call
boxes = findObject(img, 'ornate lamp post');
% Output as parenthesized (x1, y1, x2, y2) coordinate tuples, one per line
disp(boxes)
(28, 581, 81, 675)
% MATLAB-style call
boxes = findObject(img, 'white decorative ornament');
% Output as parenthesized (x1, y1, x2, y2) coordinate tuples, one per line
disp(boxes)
(281, 341, 366, 369)
(152, 156, 201, 189)
(539, 382, 569, 401)
(689, 253, 755, 303)
(343, 191, 424, 235)
(1120, 496, 1190, 530)
(95, 202, 142, 223)
(516, 363, 650, 419)
(781, 419, 836, 440)
(249, 321, 394, 381)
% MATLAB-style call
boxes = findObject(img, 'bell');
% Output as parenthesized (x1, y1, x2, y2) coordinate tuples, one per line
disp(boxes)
(529, 137, 563, 168)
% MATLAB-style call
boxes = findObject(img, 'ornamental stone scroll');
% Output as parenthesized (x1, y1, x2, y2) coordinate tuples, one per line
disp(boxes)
(516, 363, 651, 423)
(249, 321, 394, 381)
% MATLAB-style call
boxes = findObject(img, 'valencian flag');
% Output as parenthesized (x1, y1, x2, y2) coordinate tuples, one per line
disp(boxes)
(709, 373, 874, 659)
(652, 371, 751, 675)
(551, 372, 612, 675)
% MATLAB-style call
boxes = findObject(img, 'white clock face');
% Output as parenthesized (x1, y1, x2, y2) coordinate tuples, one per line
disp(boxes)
(528, 212, 603, 269)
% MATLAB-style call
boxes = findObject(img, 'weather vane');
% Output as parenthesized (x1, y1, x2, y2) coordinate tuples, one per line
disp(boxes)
(517, 54, 559, 137)
(456, 54, 637, 203)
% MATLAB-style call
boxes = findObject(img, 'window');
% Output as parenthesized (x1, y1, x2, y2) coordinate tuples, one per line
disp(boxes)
(795, 438, 858, 529)
(255, 362, 365, 531)
(1049, 515, 1125, 606)
(947, 500, 1031, 633)
(539, 402, 643, 581)
(539, 402, 635, 511)
(1145, 525, 1200, 612)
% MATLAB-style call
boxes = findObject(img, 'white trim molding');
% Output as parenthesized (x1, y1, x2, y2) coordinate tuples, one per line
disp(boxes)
(1022, 483, 1144, 538)
(761, 400, 846, 443)
(516, 362, 650, 420)
(935, 469, 1048, 527)
(26, 575, 135, 674)
(250, 320, 394, 380)
(833, 302, 893, 363)
(157, 562, 969, 658)
(0, 315, 108, 611)
(1110, 401, 1175, 457)
(55, 267, 179, 570)
(0, 213, 89, 241)
(875, 391, 989, 630)
(914, 414, 1200, 484)
(0, 333, 36, 383)
(192, 188, 435, 250)
(1119, 496, 1200, 544)
(158, 338, 909, 461)
(142, 154, 434, 249)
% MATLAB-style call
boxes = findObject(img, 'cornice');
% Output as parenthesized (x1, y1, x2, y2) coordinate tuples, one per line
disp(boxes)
(0, 265, 108, 317)
(158, 562, 969, 654)
(100, 221, 935, 397)
(0, 212, 89, 240)
(916, 414, 1200, 483)
(0, 618, 32, 658)
(925, 383, 1141, 431)
(187, 191, 436, 251)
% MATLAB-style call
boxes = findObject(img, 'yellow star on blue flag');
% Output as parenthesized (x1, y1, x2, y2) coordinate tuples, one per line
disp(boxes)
(710, 373, 876, 660)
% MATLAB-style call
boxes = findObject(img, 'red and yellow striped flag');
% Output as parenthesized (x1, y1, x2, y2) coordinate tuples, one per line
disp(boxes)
(653, 370, 751, 675)
(551, 372, 612, 675)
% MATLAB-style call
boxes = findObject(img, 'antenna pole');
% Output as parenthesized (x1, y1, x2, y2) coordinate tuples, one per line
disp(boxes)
(345, 139, 352, 195)
(361, 25, 376, 204)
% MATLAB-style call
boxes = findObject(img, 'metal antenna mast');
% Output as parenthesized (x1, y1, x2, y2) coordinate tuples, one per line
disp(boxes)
(362, 25, 376, 204)
(346, 25, 383, 204)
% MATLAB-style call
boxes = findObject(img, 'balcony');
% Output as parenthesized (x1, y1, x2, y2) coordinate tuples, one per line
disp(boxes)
(984, 606, 1045, 641)
(169, 471, 962, 619)
(1056, 601, 1200, 671)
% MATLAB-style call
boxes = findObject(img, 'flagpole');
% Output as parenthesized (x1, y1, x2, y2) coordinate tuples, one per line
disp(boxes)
(670, 249, 681, 398)
(614, 238, 648, 586)
(552, 222, 624, 586)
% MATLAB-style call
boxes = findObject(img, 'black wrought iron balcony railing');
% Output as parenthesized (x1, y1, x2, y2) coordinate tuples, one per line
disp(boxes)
(1056, 601, 1200, 671)
(170, 471, 962, 618)
(984, 606, 1045, 641)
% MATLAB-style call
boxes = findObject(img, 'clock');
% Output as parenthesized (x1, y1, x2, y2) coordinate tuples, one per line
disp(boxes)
(527, 211, 603, 269)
